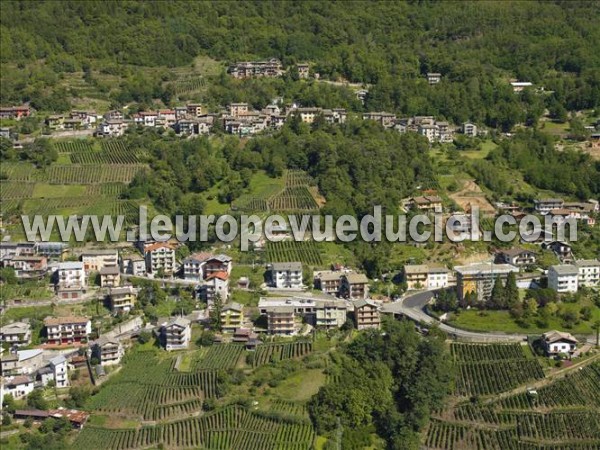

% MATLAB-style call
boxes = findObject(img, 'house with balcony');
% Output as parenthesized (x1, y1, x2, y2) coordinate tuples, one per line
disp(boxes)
(268, 262, 303, 289)
(144, 242, 176, 274)
(362, 111, 396, 128)
(99, 266, 120, 287)
(80, 249, 118, 273)
(353, 299, 381, 330)
(542, 241, 574, 263)
(3, 375, 34, 399)
(297, 63, 310, 79)
(55, 261, 86, 298)
(120, 252, 146, 277)
(541, 330, 578, 356)
(107, 286, 137, 313)
(315, 300, 348, 330)
(199, 271, 230, 305)
(3, 255, 47, 279)
(403, 264, 449, 290)
(49, 355, 69, 388)
(160, 317, 191, 351)
(340, 273, 369, 299)
(462, 122, 478, 137)
(548, 265, 579, 293)
(313, 270, 343, 295)
(220, 302, 244, 333)
(409, 195, 443, 213)
(534, 198, 564, 215)
(44, 316, 91, 346)
(575, 259, 600, 288)
(496, 248, 537, 267)
(93, 336, 124, 366)
(1, 349, 44, 376)
(0, 322, 31, 347)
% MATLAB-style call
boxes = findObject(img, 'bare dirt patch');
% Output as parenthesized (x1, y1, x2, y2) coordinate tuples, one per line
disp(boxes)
(449, 180, 496, 215)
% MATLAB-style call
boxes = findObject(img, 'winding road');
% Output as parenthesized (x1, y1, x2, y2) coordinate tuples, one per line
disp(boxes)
(383, 290, 597, 344)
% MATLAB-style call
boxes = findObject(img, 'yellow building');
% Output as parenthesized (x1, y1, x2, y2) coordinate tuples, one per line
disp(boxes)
(220, 302, 244, 333)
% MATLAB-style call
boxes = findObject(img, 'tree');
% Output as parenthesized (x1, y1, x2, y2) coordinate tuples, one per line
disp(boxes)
(27, 389, 48, 410)
(210, 293, 223, 330)
(489, 276, 506, 310)
(2, 394, 16, 414)
(504, 272, 519, 309)
(138, 330, 152, 344)
(524, 298, 538, 317)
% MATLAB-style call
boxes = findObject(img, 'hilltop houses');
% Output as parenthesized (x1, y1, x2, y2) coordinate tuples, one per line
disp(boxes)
(143, 242, 176, 275)
(547, 260, 600, 293)
(496, 248, 537, 267)
(92, 336, 125, 366)
(403, 265, 449, 290)
(228, 58, 283, 78)
(340, 273, 369, 299)
(220, 302, 244, 333)
(107, 286, 138, 313)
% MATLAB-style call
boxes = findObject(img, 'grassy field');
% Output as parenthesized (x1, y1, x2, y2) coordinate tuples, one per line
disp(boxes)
(448, 305, 600, 334)
(32, 183, 87, 198)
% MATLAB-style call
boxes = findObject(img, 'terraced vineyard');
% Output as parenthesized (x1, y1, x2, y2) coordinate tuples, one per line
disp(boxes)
(424, 352, 600, 450)
(75, 405, 314, 450)
(452, 343, 544, 396)
(269, 186, 319, 211)
(53, 140, 95, 153)
(40, 164, 144, 184)
(265, 240, 323, 265)
(171, 76, 206, 95)
(0, 162, 37, 181)
(252, 342, 313, 367)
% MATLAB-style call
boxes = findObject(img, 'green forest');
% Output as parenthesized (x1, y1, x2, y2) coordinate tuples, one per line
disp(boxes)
(1, 1, 599, 129)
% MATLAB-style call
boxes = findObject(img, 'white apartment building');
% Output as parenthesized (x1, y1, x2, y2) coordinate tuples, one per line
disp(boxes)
(93, 337, 124, 366)
(547, 265, 579, 293)
(269, 262, 303, 289)
(144, 242, 176, 274)
(44, 316, 92, 345)
(0, 322, 32, 347)
(49, 355, 69, 388)
(161, 317, 191, 351)
(56, 262, 86, 288)
(575, 259, 600, 288)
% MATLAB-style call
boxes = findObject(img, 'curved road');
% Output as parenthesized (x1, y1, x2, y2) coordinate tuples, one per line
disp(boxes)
(384, 290, 596, 344)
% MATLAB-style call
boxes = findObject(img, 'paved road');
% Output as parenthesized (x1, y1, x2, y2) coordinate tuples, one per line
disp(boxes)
(383, 289, 597, 344)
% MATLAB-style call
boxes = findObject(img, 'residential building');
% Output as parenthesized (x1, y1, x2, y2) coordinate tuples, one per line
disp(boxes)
(144, 242, 176, 274)
(496, 248, 537, 267)
(3, 255, 47, 279)
(56, 261, 86, 290)
(108, 286, 137, 313)
(44, 316, 91, 345)
(0, 105, 31, 120)
(49, 355, 69, 388)
(199, 271, 230, 305)
(510, 81, 533, 92)
(228, 59, 283, 78)
(541, 330, 578, 356)
(409, 195, 443, 213)
(315, 300, 347, 330)
(97, 119, 128, 137)
(183, 252, 212, 280)
(99, 266, 120, 287)
(0, 241, 36, 260)
(1, 349, 44, 376)
(269, 262, 303, 289)
(93, 336, 124, 366)
(120, 252, 146, 276)
(297, 63, 310, 79)
(353, 299, 381, 330)
(547, 265, 579, 293)
(575, 259, 600, 288)
(259, 296, 349, 335)
(0, 322, 31, 347)
(340, 273, 369, 299)
(35, 242, 69, 259)
(3, 375, 34, 399)
(81, 249, 118, 273)
(534, 198, 564, 215)
(403, 265, 449, 290)
(160, 317, 191, 351)
(313, 270, 343, 295)
(203, 254, 233, 277)
(186, 103, 203, 117)
(229, 102, 249, 117)
(543, 241, 574, 263)
(463, 122, 478, 137)
(455, 263, 519, 302)
(362, 111, 396, 128)
(220, 302, 244, 333)
(427, 72, 442, 84)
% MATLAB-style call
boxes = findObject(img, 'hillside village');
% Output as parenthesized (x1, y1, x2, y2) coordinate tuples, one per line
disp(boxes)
(1, 2, 600, 449)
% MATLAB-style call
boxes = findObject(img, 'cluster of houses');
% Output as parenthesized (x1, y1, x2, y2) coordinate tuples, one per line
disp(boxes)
(0, 105, 31, 120)
(533, 198, 598, 227)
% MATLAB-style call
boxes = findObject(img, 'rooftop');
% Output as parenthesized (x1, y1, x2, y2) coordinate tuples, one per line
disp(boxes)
(549, 264, 579, 276)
